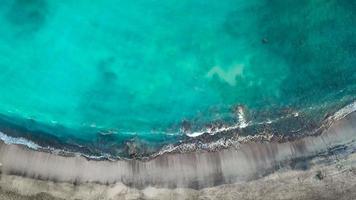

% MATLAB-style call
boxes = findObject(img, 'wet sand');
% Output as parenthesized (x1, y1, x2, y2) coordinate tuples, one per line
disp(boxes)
(0, 153, 355, 200)
(0, 109, 355, 199)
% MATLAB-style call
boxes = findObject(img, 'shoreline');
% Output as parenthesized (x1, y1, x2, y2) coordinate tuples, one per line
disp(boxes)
(0, 105, 354, 199)
(0, 101, 354, 161)
(0, 108, 354, 188)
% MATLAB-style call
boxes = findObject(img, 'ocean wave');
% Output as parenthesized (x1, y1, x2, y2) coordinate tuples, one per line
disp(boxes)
(0, 131, 41, 149)
(186, 100, 356, 139)
(0, 101, 355, 161)
(186, 105, 249, 138)
(185, 104, 298, 138)
(154, 101, 356, 158)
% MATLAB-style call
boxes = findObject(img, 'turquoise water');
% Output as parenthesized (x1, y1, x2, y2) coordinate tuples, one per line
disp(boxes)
(0, 0, 355, 156)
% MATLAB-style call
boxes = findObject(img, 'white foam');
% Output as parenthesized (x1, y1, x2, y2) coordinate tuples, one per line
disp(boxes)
(186, 131, 205, 138)
(0, 132, 41, 149)
(186, 101, 356, 138)
(186, 106, 249, 138)
(237, 106, 248, 128)
(331, 101, 356, 120)
(186, 122, 246, 138)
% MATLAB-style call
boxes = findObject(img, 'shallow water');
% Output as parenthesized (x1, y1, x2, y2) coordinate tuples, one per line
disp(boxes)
(0, 0, 355, 157)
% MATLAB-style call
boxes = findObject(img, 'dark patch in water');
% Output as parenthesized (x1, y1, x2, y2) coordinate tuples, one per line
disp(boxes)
(97, 57, 118, 82)
(222, 0, 356, 109)
(257, 0, 356, 103)
(5, 0, 48, 33)
(0, 114, 102, 157)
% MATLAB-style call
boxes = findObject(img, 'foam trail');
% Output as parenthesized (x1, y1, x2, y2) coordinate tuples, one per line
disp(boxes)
(186, 106, 248, 138)
(0, 132, 40, 149)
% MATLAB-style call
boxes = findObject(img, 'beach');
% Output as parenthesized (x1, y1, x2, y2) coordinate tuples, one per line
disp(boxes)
(0, 106, 355, 199)
(0, 153, 355, 200)
(0, 1, 355, 199)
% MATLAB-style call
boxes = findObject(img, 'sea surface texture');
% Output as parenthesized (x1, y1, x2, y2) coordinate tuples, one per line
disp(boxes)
(0, 0, 355, 158)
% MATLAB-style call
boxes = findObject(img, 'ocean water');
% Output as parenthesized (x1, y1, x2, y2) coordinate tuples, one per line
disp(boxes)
(0, 0, 355, 157)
